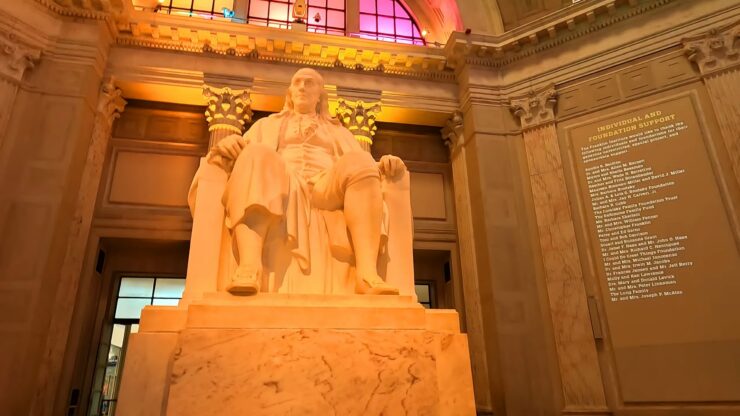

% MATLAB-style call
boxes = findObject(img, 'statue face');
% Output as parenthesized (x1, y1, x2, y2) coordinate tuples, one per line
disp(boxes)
(289, 69, 322, 115)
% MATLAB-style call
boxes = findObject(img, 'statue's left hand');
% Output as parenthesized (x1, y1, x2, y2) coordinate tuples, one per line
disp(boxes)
(378, 155, 407, 178)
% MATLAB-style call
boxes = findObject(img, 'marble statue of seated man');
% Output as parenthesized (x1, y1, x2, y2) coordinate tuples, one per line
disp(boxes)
(210, 68, 407, 296)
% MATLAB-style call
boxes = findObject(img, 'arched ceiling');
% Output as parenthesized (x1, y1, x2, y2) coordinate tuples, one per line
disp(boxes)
(409, 0, 573, 42)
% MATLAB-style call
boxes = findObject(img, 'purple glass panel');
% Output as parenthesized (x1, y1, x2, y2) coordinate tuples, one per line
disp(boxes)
(412, 25, 420, 37)
(393, 1, 408, 18)
(359, 13, 376, 31)
(377, 0, 393, 16)
(395, 18, 412, 36)
(327, 0, 343, 9)
(377, 16, 394, 34)
(359, 0, 375, 13)
(327, 9, 344, 28)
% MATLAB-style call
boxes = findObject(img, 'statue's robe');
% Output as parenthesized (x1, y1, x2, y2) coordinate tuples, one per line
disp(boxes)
(222, 111, 388, 294)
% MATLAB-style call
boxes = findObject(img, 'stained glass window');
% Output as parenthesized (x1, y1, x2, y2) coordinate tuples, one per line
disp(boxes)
(158, 0, 237, 20)
(248, 0, 346, 35)
(358, 0, 424, 45)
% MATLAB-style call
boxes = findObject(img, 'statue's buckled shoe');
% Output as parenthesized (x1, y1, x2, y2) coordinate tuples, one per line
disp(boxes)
(226, 267, 261, 295)
(357, 276, 399, 295)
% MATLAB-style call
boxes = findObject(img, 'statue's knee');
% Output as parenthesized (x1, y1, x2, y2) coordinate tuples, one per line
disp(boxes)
(341, 151, 376, 170)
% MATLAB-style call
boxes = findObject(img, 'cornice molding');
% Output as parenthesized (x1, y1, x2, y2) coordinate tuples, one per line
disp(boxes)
(683, 20, 739, 77)
(444, 0, 676, 69)
(34, 0, 123, 21)
(115, 11, 453, 82)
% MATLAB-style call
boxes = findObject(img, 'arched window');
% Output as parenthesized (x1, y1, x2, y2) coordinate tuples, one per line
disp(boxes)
(357, 0, 424, 45)
(155, 0, 425, 45)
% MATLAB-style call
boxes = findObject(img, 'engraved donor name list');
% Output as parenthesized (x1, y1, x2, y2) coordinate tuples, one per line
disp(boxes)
(580, 110, 689, 303)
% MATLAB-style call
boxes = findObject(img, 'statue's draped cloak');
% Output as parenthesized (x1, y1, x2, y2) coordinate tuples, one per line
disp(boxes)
(220, 111, 388, 294)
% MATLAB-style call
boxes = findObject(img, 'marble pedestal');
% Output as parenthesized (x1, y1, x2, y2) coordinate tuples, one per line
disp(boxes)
(116, 294, 476, 415)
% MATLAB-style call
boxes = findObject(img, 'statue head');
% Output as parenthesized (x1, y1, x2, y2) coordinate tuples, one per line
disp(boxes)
(283, 68, 332, 120)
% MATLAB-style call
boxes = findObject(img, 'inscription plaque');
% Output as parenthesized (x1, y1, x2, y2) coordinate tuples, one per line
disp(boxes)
(566, 94, 740, 402)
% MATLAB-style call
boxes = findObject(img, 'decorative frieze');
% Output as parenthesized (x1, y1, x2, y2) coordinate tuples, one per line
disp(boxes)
(683, 22, 740, 76)
(510, 87, 557, 131)
(336, 98, 381, 152)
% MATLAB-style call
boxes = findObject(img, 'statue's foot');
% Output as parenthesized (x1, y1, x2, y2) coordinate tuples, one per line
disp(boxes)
(356, 272, 399, 295)
(226, 265, 261, 296)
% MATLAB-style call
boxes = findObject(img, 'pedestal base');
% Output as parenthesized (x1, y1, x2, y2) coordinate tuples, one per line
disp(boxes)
(117, 294, 475, 415)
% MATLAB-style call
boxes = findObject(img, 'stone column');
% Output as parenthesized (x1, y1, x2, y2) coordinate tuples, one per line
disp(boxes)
(181, 85, 251, 303)
(336, 98, 381, 152)
(32, 79, 126, 416)
(511, 88, 608, 413)
(452, 62, 562, 416)
(0, 30, 40, 146)
(684, 22, 740, 186)
(441, 110, 493, 412)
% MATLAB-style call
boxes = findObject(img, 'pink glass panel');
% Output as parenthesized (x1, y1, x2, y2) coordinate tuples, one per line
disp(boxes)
(412, 26, 420, 37)
(393, 1, 408, 18)
(249, 0, 269, 17)
(397, 38, 412, 44)
(327, 0, 343, 9)
(377, 16, 394, 34)
(377, 0, 393, 15)
(269, 2, 288, 20)
(359, 0, 375, 13)
(327, 10, 344, 28)
(395, 18, 411, 36)
(359, 13, 376, 31)
(308, 7, 322, 22)
(309, 0, 326, 6)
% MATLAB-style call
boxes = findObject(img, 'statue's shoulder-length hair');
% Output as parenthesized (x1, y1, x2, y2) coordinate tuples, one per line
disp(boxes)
(281, 68, 340, 125)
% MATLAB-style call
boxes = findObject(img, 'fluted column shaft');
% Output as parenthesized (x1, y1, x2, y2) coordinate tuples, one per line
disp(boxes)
(441, 111, 493, 411)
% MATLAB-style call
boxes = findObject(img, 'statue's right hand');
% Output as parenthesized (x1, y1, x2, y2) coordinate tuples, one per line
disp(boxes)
(213, 134, 245, 160)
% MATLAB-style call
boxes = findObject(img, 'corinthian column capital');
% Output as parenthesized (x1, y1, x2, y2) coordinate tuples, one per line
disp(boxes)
(336, 98, 381, 152)
(0, 30, 41, 83)
(203, 85, 252, 137)
(97, 78, 127, 129)
(441, 110, 464, 151)
(683, 22, 740, 76)
(510, 87, 557, 131)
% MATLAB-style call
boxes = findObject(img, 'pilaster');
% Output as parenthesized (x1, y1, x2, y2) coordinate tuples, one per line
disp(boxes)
(440, 110, 493, 412)
(511, 86, 608, 414)
(0, 6, 114, 414)
(454, 62, 561, 416)
(684, 22, 740, 186)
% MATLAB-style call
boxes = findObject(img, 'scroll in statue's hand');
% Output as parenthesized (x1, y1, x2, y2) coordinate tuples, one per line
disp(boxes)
(378, 155, 406, 179)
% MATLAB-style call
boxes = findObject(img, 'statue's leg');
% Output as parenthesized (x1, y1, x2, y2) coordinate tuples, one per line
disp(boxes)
(228, 209, 274, 295)
(224, 143, 287, 295)
(316, 151, 398, 295)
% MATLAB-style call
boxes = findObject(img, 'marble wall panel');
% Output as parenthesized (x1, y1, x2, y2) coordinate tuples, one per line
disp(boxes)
(523, 124, 607, 411)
